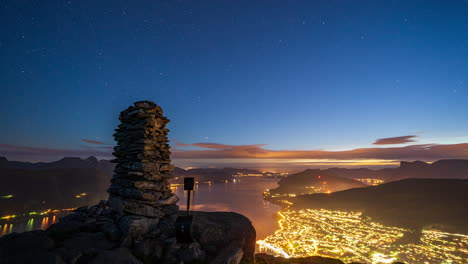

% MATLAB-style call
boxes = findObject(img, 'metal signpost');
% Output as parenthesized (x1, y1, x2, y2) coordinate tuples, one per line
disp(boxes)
(175, 177, 195, 243)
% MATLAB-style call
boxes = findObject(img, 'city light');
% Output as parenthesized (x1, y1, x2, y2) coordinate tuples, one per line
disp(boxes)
(257, 209, 467, 263)
(0, 215, 16, 220)
(355, 178, 385, 186)
(75, 193, 87, 198)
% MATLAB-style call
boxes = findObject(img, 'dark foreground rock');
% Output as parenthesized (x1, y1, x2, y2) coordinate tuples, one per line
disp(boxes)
(191, 212, 256, 264)
(0, 203, 255, 264)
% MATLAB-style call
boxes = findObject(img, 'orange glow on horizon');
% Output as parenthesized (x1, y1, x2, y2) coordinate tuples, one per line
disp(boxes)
(174, 158, 403, 171)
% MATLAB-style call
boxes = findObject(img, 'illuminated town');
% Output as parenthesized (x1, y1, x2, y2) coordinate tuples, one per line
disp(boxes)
(0, 207, 76, 236)
(355, 178, 385, 186)
(233, 172, 289, 178)
(257, 209, 468, 264)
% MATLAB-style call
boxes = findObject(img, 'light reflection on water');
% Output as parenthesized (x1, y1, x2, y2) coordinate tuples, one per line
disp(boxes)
(0, 215, 59, 236)
(173, 177, 281, 240)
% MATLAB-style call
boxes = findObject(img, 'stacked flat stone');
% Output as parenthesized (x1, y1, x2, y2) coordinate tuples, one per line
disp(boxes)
(108, 100, 179, 218)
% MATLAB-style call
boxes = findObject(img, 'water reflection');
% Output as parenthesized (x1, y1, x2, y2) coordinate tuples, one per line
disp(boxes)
(1, 224, 8, 236)
(41, 216, 49, 230)
(173, 177, 281, 240)
(26, 218, 34, 231)
(0, 214, 60, 236)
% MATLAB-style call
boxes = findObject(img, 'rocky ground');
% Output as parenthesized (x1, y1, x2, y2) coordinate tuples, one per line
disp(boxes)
(0, 201, 256, 264)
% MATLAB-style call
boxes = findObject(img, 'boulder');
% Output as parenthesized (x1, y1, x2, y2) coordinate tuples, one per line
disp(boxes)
(0, 231, 64, 264)
(90, 247, 142, 264)
(132, 239, 165, 263)
(47, 213, 97, 241)
(190, 211, 256, 264)
(62, 232, 114, 251)
(119, 215, 159, 246)
(176, 242, 206, 264)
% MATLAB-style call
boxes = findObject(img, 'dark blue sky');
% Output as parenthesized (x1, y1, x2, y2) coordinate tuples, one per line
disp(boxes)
(1, 0, 468, 165)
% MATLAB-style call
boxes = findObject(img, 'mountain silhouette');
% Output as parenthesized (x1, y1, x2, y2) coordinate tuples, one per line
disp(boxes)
(293, 178, 468, 233)
(324, 159, 468, 181)
(271, 169, 366, 195)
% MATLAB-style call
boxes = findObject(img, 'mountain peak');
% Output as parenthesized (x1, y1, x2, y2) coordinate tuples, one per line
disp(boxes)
(86, 156, 98, 162)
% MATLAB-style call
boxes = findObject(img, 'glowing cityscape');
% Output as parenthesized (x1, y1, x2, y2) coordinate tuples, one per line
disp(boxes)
(0, 208, 75, 236)
(257, 209, 468, 264)
(355, 178, 385, 186)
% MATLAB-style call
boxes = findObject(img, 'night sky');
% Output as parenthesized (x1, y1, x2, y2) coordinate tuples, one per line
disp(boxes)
(1, 0, 468, 168)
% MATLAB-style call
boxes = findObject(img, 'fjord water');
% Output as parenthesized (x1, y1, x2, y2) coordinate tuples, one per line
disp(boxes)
(173, 177, 281, 240)
(1, 177, 281, 240)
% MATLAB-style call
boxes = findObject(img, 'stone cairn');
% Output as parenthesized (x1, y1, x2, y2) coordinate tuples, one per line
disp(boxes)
(108, 100, 179, 218)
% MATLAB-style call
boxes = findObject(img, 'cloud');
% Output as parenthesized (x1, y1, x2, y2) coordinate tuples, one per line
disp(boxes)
(3, 140, 468, 165)
(175, 142, 266, 150)
(175, 143, 269, 157)
(174, 142, 192, 147)
(172, 142, 468, 161)
(373, 135, 417, 145)
(188, 143, 235, 149)
(82, 139, 106, 145)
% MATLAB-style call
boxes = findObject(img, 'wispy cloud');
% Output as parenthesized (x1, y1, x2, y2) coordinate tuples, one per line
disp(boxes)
(175, 142, 267, 150)
(373, 135, 417, 145)
(82, 139, 106, 145)
(174, 143, 269, 157)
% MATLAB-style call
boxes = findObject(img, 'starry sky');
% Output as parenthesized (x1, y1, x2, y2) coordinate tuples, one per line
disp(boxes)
(1, 0, 468, 169)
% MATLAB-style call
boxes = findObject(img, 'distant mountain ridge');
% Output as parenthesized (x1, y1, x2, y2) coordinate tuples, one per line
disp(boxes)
(293, 178, 468, 233)
(0, 167, 110, 215)
(327, 159, 468, 181)
(0, 157, 115, 215)
(0, 156, 264, 183)
(271, 169, 366, 195)
(0, 156, 114, 176)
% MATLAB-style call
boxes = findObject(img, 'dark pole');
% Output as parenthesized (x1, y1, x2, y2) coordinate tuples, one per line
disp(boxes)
(183, 177, 194, 216)
(186, 189, 191, 216)
(176, 177, 195, 243)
